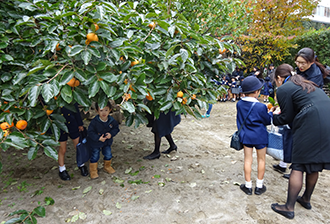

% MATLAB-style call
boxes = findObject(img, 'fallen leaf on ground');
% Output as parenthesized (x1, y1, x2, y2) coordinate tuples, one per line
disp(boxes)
(72, 186, 80, 190)
(116, 202, 122, 209)
(83, 186, 92, 194)
(125, 167, 132, 174)
(190, 183, 197, 188)
(131, 195, 139, 201)
(78, 212, 86, 220)
(99, 189, 104, 195)
(101, 180, 106, 185)
(71, 214, 79, 222)
(103, 210, 112, 215)
(233, 182, 241, 186)
(145, 190, 152, 193)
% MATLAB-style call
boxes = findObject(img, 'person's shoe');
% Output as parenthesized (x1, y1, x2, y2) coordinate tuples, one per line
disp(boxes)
(103, 159, 115, 174)
(89, 162, 99, 179)
(283, 174, 290, 179)
(273, 164, 286, 173)
(232, 99, 236, 102)
(255, 185, 267, 195)
(161, 145, 177, 154)
(264, 99, 266, 102)
(59, 170, 71, 181)
(271, 203, 294, 219)
(297, 196, 312, 210)
(143, 152, 160, 160)
(240, 184, 252, 195)
(79, 165, 89, 176)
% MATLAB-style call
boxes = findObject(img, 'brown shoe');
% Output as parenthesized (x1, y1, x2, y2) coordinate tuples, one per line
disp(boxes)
(103, 159, 115, 174)
(89, 162, 99, 179)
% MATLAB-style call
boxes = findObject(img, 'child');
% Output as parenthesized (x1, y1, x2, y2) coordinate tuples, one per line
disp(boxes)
(87, 101, 120, 179)
(262, 77, 273, 102)
(220, 76, 229, 102)
(230, 77, 239, 102)
(58, 103, 88, 181)
(236, 76, 273, 195)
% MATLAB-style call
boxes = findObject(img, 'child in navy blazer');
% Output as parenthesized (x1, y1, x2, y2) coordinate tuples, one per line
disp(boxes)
(236, 76, 274, 195)
(87, 101, 120, 179)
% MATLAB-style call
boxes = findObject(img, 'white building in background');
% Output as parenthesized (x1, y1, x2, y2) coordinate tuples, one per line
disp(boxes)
(309, 0, 330, 24)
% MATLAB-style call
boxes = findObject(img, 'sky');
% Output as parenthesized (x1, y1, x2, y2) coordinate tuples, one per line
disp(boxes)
(320, 0, 330, 7)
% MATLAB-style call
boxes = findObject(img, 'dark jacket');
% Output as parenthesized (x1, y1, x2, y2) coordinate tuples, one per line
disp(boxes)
(87, 115, 120, 148)
(149, 110, 181, 138)
(296, 63, 323, 88)
(61, 103, 84, 132)
(273, 81, 330, 164)
(236, 98, 272, 145)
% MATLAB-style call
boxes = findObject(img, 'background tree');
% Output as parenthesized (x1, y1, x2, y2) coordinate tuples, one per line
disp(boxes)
(238, 0, 320, 71)
(178, 0, 254, 37)
(0, 0, 242, 171)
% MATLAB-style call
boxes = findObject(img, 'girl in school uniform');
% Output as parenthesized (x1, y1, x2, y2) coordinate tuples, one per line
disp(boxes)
(236, 76, 274, 195)
(58, 103, 88, 180)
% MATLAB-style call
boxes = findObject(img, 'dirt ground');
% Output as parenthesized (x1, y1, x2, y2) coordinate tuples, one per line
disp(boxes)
(1, 101, 330, 224)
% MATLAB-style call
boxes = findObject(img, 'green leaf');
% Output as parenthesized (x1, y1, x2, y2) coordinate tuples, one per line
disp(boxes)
(73, 88, 91, 107)
(3, 217, 23, 224)
(96, 62, 107, 71)
(41, 119, 51, 133)
(44, 197, 55, 205)
(59, 70, 74, 86)
(27, 65, 46, 76)
(33, 206, 45, 217)
(27, 147, 38, 160)
(99, 73, 117, 83)
(28, 85, 40, 107)
(103, 210, 112, 216)
(83, 186, 92, 194)
(51, 123, 61, 141)
(42, 83, 54, 103)
(53, 120, 68, 133)
(61, 85, 73, 104)
(44, 146, 58, 160)
(180, 49, 189, 63)
(166, 44, 179, 58)
(68, 45, 83, 57)
(88, 47, 101, 58)
(137, 104, 151, 114)
(121, 101, 135, 113)
(99, 81, 111, 97)
(160, 101, 173, 111)
(88, 81, 100, 98)
(81, 50, 92, 65)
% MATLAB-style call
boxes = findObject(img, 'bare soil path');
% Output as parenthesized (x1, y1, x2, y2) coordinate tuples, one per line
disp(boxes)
(1, 101, 329, 224)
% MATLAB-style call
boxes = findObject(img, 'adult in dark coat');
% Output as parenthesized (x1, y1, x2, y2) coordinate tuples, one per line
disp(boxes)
(295, 47, 329, 89)
(270, 64, 330, 219)
(143, 109, 181, 160)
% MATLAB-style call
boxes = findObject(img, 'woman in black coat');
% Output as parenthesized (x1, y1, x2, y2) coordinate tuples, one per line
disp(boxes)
(295, 47, 328, 88)
(143, 110, 181, 160)
(270, 64, 330, 219)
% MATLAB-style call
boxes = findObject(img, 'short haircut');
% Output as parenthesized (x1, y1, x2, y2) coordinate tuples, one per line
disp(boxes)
(95, 101, 112, 111)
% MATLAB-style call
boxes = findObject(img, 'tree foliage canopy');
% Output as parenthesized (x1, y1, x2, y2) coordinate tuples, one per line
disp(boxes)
(238, 0, 319, 70)
(0, 0, 242, 168)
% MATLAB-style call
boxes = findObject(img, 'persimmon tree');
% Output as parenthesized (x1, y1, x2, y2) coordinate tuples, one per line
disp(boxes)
(0, 0, 242, 171)
(238, 0, 319, 70)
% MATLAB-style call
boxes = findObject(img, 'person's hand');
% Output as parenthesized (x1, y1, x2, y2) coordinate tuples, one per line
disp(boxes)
(99, 134, 107, 142)
(269, 106, 278, 113)
(78, 126, 84, 132)
(105, 133, 112, 139)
